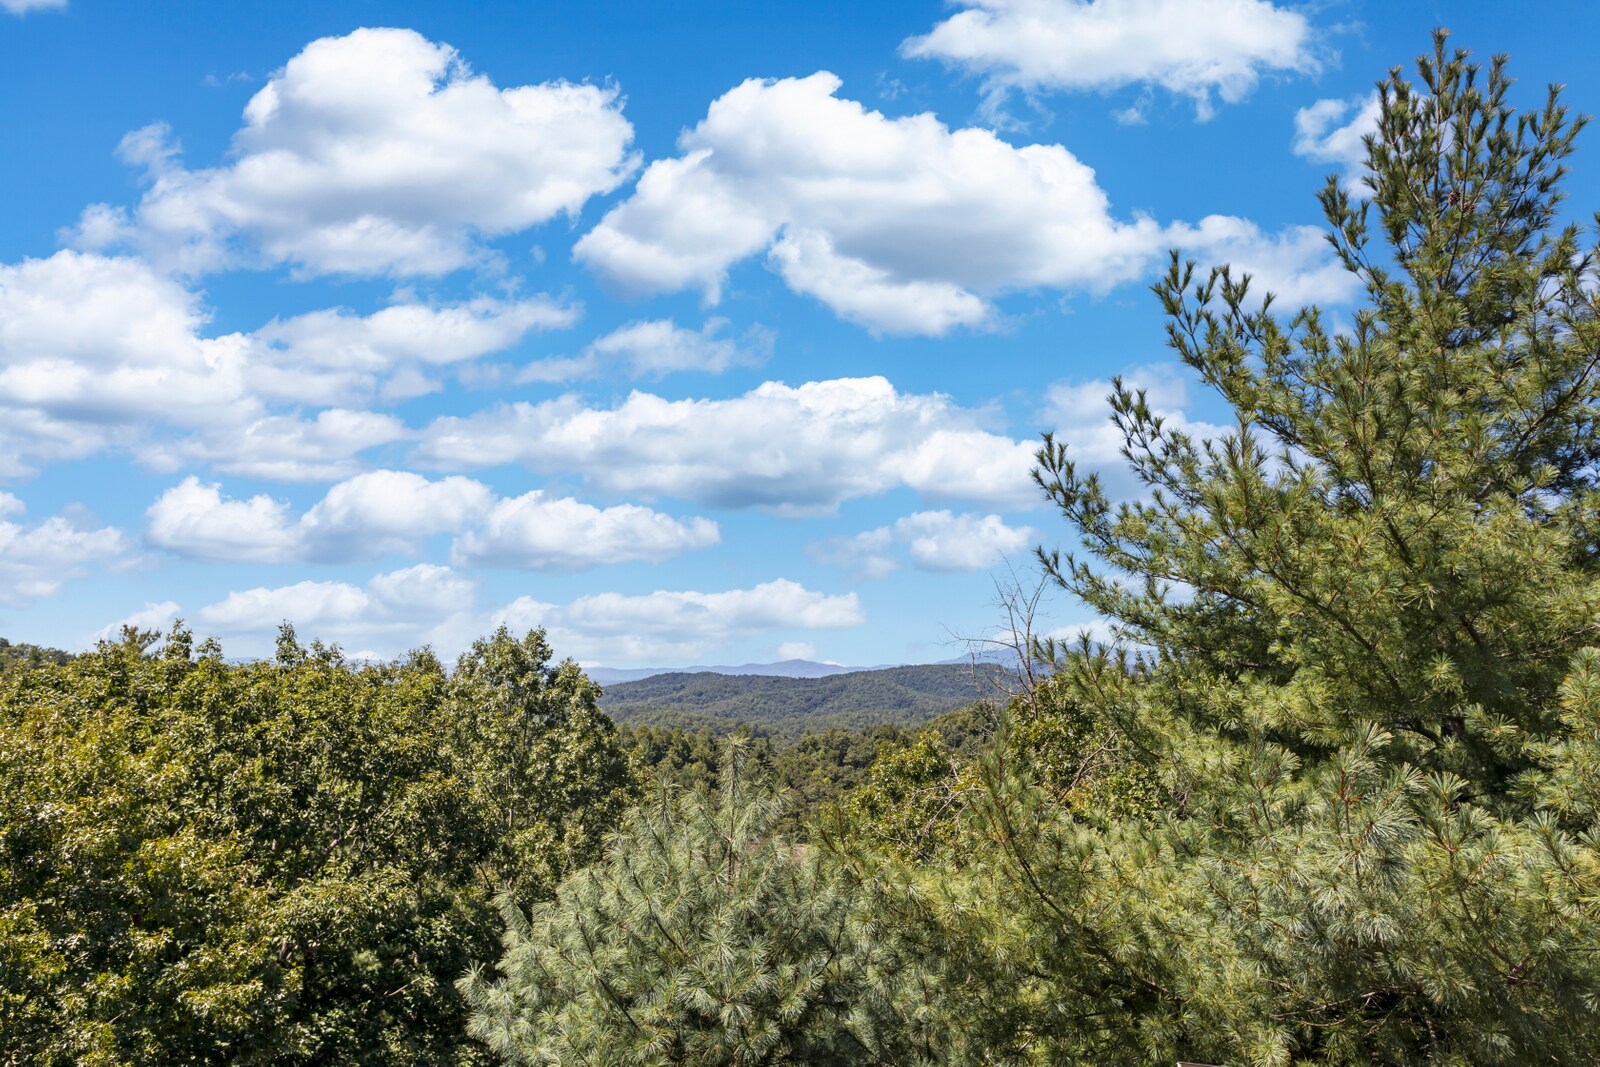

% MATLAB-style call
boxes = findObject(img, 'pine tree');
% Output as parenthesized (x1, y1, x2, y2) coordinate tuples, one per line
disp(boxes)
(840, 32, 1600, 1065)
(462, 738, 929, 1066)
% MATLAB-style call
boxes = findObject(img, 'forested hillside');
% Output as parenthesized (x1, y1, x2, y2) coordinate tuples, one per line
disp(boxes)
(599, 663, 1007, 739)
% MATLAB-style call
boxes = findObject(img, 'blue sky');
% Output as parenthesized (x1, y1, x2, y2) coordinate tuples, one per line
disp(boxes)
(0, 0, 1595, 667)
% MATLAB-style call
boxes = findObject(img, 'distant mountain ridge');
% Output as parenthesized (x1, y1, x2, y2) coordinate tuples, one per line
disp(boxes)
(598, 662, 1013, 741)
(585, 649, 1023, 687)
(586, 659, 883, 686)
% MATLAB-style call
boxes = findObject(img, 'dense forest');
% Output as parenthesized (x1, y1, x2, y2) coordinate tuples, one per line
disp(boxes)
(600, 662, 1008, 739)
(6, 35, 1600, 1064)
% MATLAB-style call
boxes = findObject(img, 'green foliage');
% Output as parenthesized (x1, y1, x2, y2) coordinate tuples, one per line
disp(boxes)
(1008, 663, 1159, 821)
(1526, 647, 1600, 819)
(912, 701, 996, 761)
(623, 723, 920, 839)
(0, 624, 633, 1065)
(0, 641, 275, 1065)
(462, 740, 929, 1065)
(450, 628, 636, 908)
(837, 731, 973, 863)
(767, 725, 915, 837)
(621, 723, 762, 793)
(1036, 34, 1600, 799)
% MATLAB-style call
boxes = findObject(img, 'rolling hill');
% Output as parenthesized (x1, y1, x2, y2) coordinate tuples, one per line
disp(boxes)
(598, 662, 1011, 741)
(586, 658, 866, 685)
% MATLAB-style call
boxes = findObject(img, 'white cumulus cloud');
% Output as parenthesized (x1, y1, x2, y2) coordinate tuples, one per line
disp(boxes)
(575, 72, 1350, 334)
(72, 27, 638, 277)
(496, 578, 863, 663)
(1167, 217, 1361, 308)
(1293, 93, 1380, 193)
(0, 249, 413, 481)
(145, 478, 301, 563)
(0, 250, 572, 480)
(0, 502, 126, 607)
(1041, 362, 1231, 497)
(146, 471, 490, 563)
(767, 230, 994, 335)
(417, 375, 1040, 513)
(91, 601, 184, 645)
(452, 491, 719, 570)
(147, 471, 718, 570)
(298, 470, 494, 555)
(0, 251, 251, 472)
(146, 409, 409, 483)
(175, 572, 860, 665)
(197, 564, 477, 642)
(816, 510, 1036, 577)
(587, 317, 745, 377)
(253, 295, 578, 404)
(2, 0, 66, 14)
(519, 317, 765, 383)
(903, 0, 1318, 120)
(575, 72, 1162, 333)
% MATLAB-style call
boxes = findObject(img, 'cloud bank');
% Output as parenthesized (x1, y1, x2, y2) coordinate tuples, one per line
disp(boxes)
(418, 376, 1040, 513)
(147, 471, 719, 571)
(903, 0, 1318, 120)
(73, 28, 638, 277)
(577, 72, 1353, 335)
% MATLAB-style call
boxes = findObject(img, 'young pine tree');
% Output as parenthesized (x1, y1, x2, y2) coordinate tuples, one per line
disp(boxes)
(990, 32, 1600, 1064)
(462, 739, 930, 1066)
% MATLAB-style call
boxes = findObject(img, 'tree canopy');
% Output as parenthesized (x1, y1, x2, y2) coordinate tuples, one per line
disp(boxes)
(0, 624, 632, 1065)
